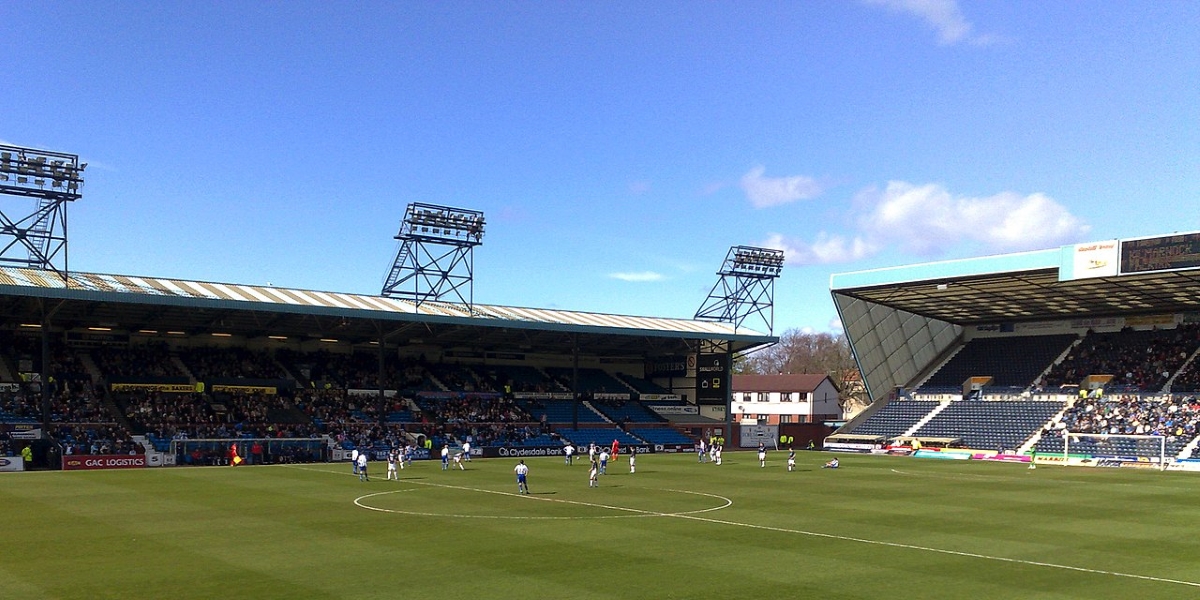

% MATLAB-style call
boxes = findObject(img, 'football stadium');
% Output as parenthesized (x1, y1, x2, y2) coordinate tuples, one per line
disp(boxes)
(5, 143, 1200, 598)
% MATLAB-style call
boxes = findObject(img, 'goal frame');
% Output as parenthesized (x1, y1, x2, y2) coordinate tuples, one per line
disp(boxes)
(1063, 432, 1168, 471)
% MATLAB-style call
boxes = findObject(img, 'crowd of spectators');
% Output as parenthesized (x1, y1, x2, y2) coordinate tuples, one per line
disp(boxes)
(47, 382, 111, 423)
(0, 390, 39, 421)
(1170, 361, 1200, 393)
(55, 423, 144, 456)
(276, 349, 433, 391)
(1046, 394, 1200, 440)
(1, 343, 659, 464)
(1041, 325, 1200, 392)
(179, 346, 287, 380)
(93, 342, 180, 379)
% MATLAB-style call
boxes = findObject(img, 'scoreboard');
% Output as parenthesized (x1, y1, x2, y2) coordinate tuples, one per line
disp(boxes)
(1120, 233, 1200, 274)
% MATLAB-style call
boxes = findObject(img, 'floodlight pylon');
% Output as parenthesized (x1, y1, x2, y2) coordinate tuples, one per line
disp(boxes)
(381, 202, 485, 311)
(0, 144, 85, 282)
(693, 245, 784, 333)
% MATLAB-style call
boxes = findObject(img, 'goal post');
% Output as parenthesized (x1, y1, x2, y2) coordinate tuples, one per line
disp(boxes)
(1063, 432, 1169, 471)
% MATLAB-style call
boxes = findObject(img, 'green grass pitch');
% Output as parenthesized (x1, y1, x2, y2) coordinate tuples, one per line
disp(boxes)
(4, 451, 1200, 599)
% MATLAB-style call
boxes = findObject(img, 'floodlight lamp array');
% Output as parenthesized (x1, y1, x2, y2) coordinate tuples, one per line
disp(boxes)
(728, 246, 785, 276)
(0, 145, 85, 199)
(402, 203, 486, 244)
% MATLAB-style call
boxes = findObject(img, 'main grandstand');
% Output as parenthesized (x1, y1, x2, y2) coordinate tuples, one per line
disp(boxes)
(827, 233, 1200, 469)
(0, 266, 775, 468)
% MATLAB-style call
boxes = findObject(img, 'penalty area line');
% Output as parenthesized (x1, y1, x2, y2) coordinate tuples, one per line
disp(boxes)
(666, 512, 1200, 589)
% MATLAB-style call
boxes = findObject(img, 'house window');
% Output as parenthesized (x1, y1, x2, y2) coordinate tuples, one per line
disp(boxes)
(757, 392, 768, 402)
(780, 414, 793, 424)
(781, 392, 793, 402)
(742, 393, 754, 403)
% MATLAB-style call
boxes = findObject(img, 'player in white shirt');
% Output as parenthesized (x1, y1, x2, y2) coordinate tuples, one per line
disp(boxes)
(823, 457, 840, 469)
(563, 443, 575, 465)
(350, 448, 360, 475)
(514, 460, 530, 494)
(758, 442, 767, 468)
(599, 449, 609, 474)
(440, 445, 450, 470)
(588, 442, 597, 463)
(589, 459, 599, 487)
(714, 444, 722, 465)
(462, 441, 471, 462)
(356, 452, 369, 481)
(628, 447, 636, 474)
(386, 449, 399, 480)
(453, 451, 466, 470)
(787, 448, 796, 472)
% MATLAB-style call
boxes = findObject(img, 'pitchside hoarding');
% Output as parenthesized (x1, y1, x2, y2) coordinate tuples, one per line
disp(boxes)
(62, 454, 147, 470)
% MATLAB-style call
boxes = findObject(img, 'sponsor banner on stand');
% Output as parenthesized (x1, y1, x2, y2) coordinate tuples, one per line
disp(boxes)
(348, 389, 398, 398)
(824, 442, 878, 453)
(513, 392, 574, 400)
(62, 454, 147, 471)
(647, 404, 698, 415)
(110, 382, 196, 393)
(970, 453, 1032, 463)
(913, 449, 971, 460)
(1167, 459, 1200, 472)
(210, 384, 277, 395)
(593, 392, 631, 401)
(484, 445, 653, 459)
(640, 394, 682, 402)
(0, 456, 25, 472)
(8, 426, 41, 440)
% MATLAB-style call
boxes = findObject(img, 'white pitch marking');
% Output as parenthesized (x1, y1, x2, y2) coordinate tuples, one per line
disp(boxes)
(353, 480, 732, 520)
(286, 464, 1200, 589)
(664, 511, 1200, 589)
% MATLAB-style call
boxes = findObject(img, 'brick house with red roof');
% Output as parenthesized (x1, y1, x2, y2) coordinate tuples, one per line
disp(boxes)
(731, 374, 841, 425)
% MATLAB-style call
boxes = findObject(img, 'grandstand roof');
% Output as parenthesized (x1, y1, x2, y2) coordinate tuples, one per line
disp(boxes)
(0, 266, 775, 356)
(830, 246, 1200, 325)
(829, 232, 1200, 402)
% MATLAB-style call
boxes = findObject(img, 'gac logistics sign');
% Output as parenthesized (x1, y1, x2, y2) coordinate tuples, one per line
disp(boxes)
(62, 454, 147, 470)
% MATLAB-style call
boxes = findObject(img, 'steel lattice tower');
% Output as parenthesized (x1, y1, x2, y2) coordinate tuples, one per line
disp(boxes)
(694, 245, 784, 333)
(382, 203, 485, 311)
(0, 144, 86, 282)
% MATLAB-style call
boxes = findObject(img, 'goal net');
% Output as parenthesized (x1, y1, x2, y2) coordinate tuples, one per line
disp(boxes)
(1063, 432, 1169, 471)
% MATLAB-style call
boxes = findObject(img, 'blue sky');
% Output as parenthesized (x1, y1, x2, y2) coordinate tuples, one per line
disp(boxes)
(3, 1, 1198, 334)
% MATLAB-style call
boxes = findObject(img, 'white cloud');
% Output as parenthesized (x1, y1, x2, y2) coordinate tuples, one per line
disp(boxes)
(828, 317, 845, 333)
(740, 166, 823, 208)
(608, 271, 664, 282)
(762, 180, 1088, 266)
(860, 181, 1089, 255)
(864, 0, 999, 46)
(763, 232, 880, 266)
